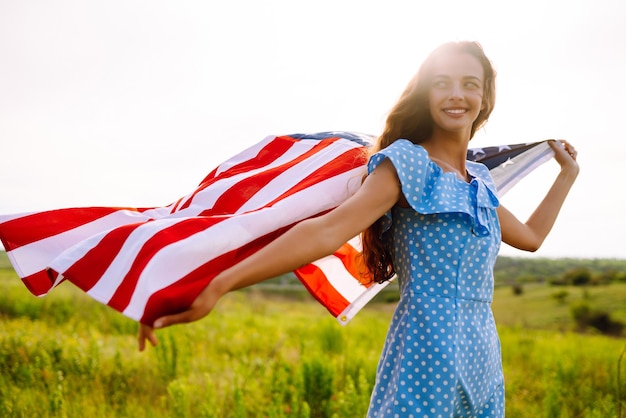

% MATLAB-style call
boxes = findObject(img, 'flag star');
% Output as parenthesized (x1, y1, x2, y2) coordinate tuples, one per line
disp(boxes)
(498, 145, 512, 152)
(471, 148, 486, 156)
(501, 158, 515, 168)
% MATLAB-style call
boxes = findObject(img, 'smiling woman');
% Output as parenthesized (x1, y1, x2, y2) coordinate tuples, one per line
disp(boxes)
(2, 0, 623, 413)
(132, 41, 579, 418)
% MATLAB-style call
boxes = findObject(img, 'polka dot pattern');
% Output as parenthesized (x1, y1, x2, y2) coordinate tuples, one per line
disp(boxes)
(366, 140, 504, 417)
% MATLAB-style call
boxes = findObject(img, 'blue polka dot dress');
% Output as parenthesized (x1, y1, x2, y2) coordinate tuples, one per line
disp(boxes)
(366, 140, 504, 418)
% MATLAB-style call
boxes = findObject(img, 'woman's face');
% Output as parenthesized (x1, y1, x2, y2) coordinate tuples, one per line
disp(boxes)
(427, 52, 485, 138)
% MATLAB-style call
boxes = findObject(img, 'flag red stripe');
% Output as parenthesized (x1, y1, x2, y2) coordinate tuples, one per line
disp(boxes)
(21, 271, 57, 296)
(106, 217, 225, 312)
(60, 222, 142, 292)
(294, 264, 351, 317)
(257, 146, 367, 209)
(208, 137, 343, 214)
(197, 136, 292, 185)
(139, 223, 295, 324)
(179, 135, 296, 212)
(332, 242, 373, 285)
(0, 207, 125, 250)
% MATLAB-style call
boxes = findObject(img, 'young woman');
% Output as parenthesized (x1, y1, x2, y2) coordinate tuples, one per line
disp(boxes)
(138, 41, 579, 417)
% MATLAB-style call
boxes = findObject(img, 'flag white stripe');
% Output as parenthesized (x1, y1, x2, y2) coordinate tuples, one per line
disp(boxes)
(237, 139, 363, 213)
(9, 210, 153, 279)
(171, 135, 278, 211)
(214, 135, 277, 177)
(337, 280, 393, 325)
(309, 255, 365, 301)
(491, 141, 554, 196)
(173, 139, 321, 215)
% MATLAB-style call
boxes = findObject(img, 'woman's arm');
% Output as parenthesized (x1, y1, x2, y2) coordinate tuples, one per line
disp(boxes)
(498, 140, 579, 252)
(138, 158, 402, 350)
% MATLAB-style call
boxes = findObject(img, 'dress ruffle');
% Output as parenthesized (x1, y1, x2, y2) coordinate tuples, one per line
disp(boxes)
(367, 139, 500, 237)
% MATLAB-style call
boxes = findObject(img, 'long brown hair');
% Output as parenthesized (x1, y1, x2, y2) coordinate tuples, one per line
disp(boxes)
(361, 41, 497, 283)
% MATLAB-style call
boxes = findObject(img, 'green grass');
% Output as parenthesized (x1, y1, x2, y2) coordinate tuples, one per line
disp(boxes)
(0, 251, 12, 269)
(500, 327, 625, 418)
(1, 267, 625, 417)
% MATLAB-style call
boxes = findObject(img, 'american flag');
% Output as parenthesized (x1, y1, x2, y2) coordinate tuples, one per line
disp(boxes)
(0, 132, 555, 325)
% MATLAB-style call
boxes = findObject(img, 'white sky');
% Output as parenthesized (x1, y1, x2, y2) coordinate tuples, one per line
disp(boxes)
(1, 0, 624, 259)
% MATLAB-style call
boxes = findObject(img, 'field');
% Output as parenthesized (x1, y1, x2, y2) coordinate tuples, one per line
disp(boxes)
(1, 263, 626, 417)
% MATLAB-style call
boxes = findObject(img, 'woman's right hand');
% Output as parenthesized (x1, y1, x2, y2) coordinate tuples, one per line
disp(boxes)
(156, 278, 223, 328)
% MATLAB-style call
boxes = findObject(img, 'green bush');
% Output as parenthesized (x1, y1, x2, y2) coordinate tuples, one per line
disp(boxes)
(570, 300, 624, 336)
(551, 289, 569, 304)
(564, 267, 593, 286)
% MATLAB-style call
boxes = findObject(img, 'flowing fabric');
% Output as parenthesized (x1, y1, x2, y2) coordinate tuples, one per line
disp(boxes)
(0, 132, 554, 325)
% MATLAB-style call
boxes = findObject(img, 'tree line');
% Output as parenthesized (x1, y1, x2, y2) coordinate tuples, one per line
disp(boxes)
(2, 251, 625, 288)
(494, 255, 626, 285)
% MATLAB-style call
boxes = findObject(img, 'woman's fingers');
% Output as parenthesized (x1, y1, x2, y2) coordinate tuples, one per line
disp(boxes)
(559, 139, 577, 160)
(549, 139, 579, 169)
(153, 310, 198, 329)
(138, 323, 159, 351)
(137, 311, 197, 351)
(137, 281, 220, 350)
(154, 298, 214, 328)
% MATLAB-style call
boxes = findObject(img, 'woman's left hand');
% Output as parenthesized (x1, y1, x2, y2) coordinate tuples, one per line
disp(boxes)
(549, 139, 579, 173)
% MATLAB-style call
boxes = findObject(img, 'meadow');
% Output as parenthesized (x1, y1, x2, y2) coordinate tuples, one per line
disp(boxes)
(1, 263, 625, 417)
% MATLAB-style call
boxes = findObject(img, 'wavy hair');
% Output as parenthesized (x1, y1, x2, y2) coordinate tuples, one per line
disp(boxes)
(361, 41, 497, 283)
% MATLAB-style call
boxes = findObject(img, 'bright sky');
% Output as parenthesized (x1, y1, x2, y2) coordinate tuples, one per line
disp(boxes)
(1, 0, 624, 259)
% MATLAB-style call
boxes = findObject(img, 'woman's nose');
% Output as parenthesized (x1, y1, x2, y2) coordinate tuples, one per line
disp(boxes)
(449, 82, 463, 99)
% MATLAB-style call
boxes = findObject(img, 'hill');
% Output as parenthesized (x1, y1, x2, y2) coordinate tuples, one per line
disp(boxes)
(494, 255, 626, 283)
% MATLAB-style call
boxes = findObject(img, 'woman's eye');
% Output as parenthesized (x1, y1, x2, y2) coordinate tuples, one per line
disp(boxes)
(433, 81, 448, 88)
